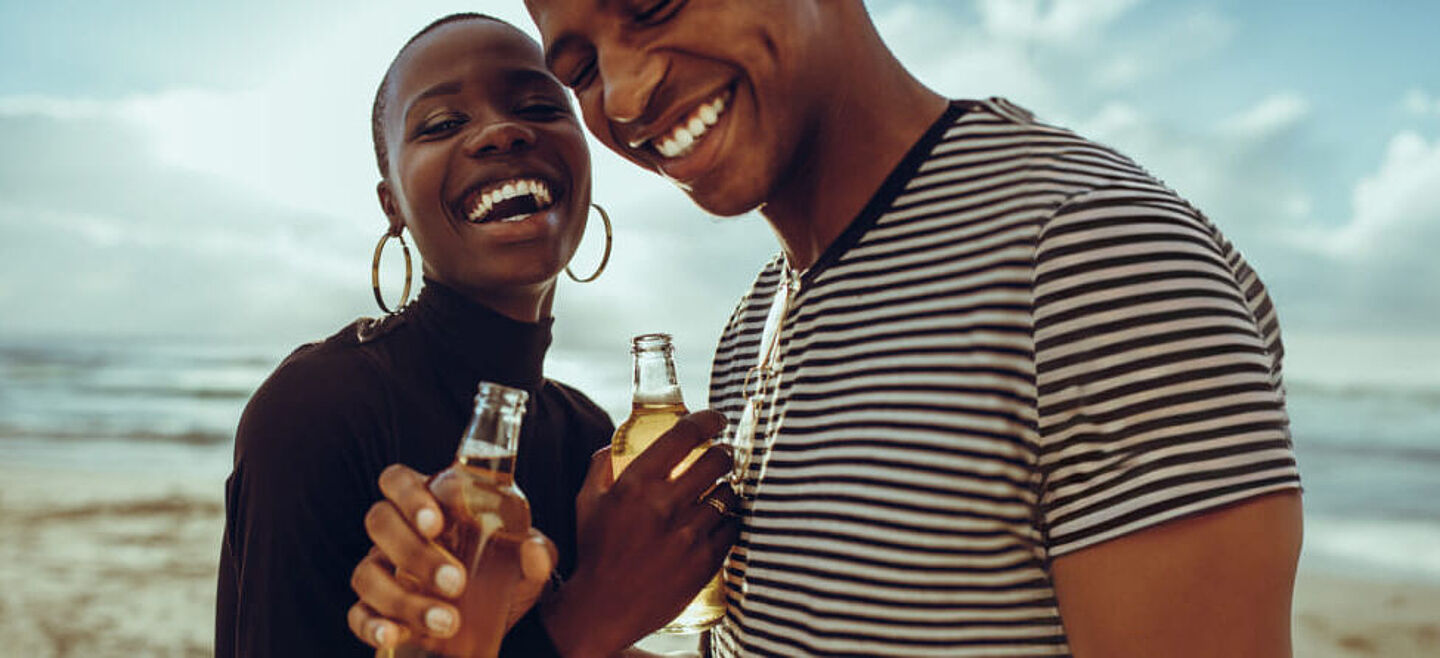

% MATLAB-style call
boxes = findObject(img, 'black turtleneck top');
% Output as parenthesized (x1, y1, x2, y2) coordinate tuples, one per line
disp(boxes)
(215, 280, 612, 657)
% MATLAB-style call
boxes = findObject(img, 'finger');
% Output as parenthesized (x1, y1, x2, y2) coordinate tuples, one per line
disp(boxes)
(378, 463, 444, 539)
(682, 480, 743, 537)
(576, 447, 613, 526)
(625, 410, 727, 483)
(580, 446, 615, 495)
(520, 530, 559, 584)
(348, 601, 410, 649)
(364, 501, 467, 598)
(350, 553, 462, 639)
(669, 441, 735, 504)
(507, 531, 560, 629)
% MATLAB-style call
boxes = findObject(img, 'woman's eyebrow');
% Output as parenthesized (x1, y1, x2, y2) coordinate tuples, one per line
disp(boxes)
(403, 81, 463, 124)
(506, 68, 568, 94)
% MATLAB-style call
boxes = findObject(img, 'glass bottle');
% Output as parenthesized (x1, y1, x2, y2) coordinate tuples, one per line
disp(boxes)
(610, 333, 725, 634)
(382, 381, 533, 658)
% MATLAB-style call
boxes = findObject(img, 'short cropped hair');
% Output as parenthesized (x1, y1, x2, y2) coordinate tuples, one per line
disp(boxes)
(370, 13, 503, 177)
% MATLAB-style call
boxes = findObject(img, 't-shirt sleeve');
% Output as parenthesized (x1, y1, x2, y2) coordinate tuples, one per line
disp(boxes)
(1033, 182, 1300, 558)
(215, 345, 388, 657)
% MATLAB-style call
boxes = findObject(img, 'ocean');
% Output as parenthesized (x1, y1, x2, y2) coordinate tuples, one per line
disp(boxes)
(2, 334, 1437, 582)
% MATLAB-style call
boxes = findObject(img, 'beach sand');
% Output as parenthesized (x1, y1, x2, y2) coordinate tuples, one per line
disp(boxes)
(2, 463, 1436, 657)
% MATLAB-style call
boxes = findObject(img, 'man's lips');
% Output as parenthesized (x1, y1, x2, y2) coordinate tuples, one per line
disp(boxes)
(459, 177, 556, 224)
(627, 86, 734, 161)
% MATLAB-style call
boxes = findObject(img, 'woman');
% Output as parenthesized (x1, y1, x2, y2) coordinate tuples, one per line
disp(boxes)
(215, 14, 737, 658)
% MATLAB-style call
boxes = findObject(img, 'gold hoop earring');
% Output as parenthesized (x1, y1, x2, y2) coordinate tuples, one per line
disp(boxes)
(371, 230, 413, 315)
(566, 203, 613, 283)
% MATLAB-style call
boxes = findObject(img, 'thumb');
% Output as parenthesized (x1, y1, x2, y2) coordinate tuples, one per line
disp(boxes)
(576, 447, 614, 507)
(507, 531, 558, 630)
(520, 530, 559, 583)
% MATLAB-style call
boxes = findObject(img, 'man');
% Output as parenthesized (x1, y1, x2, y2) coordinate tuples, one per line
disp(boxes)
(360, 1, 1304, 655)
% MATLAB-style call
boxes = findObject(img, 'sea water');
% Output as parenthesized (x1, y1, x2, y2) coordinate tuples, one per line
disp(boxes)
(3, 334, 1439, 582)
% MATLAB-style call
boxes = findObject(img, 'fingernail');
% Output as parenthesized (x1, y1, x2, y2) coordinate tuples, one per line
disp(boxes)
(416, 507, 440, 535)
(425, 607, 456, 634)
(434, 564, 464, 597)
(372, 623, 391, 647)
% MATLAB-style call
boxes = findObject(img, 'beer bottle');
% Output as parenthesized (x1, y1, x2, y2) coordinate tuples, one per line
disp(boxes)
(611, 333, 725, 633)
(382, 381, 533, 658)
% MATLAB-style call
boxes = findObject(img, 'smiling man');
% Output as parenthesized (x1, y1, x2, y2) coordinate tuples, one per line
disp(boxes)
(520, 1, 1304, 656)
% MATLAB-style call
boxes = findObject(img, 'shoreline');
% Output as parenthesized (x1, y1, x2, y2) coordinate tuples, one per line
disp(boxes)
(2, 463, 1437, 657)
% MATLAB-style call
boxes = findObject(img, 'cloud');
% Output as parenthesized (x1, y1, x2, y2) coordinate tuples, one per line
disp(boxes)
(0, 110, 372, 339)
(1220, 92, 1311, 140)
(1316, 131, 1440, 259)
(973, 0, 1142, 46)
(1402, 88, 1440, 117)
(1090, 7, 1235, 89)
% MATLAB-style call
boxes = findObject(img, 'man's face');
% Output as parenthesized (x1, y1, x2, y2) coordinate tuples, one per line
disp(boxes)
(525, 0, 826, 217)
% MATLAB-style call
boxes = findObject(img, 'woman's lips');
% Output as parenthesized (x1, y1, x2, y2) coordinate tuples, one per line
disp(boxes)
(463, 177, 555, 224)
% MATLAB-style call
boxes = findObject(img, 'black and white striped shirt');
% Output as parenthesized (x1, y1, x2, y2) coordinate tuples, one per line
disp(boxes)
(706, 99, 1299, 656)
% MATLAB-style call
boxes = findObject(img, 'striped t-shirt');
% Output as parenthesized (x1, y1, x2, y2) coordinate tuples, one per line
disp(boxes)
(706, 98, 1300, 656)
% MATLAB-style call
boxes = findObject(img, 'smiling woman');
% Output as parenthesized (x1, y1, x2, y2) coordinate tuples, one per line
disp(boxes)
(213, 14, 602, 658)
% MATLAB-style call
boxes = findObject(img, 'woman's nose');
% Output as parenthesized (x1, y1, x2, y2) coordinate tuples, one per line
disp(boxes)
(463, 121, 537, 156)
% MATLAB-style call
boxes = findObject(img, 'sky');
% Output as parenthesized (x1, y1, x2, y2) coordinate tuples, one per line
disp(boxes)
(3, 0, 1440, 407)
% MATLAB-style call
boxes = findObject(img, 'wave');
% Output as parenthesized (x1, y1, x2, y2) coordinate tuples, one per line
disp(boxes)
(0, 424, 232, 446)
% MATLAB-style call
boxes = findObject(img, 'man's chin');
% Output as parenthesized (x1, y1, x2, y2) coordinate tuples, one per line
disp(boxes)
(681, 179, 767, 218)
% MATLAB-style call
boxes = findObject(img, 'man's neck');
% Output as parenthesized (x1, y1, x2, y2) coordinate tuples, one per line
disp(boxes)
(761, 20, 948, 271)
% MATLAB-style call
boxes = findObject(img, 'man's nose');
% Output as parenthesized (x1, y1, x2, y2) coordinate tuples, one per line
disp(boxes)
(464, 120, 536, 156)
(598, 42, 664, 124)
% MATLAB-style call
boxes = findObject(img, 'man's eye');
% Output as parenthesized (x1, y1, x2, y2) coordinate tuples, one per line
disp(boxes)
(634, 0, 684, 24)
(568, 59, 597, 90)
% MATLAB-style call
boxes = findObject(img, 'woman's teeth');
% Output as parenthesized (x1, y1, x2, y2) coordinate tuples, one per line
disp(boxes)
(467, 178, 553, 224)
(653, 94, 728, 159)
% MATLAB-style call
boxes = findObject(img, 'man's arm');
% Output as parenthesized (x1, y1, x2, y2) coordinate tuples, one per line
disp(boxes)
(1051, 491, 1302, 657)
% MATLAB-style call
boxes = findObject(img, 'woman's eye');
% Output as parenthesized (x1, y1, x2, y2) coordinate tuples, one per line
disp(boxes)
(418, 117, 465, 137)
(519, 102, 570, 119)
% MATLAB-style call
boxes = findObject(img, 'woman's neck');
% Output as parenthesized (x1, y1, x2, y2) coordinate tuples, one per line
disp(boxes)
(426, 272, 556, 324)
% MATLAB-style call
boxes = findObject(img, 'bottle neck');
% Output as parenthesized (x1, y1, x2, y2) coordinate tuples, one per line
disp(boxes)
(631, 335, 684, 407)
(456, 382, 528, 474)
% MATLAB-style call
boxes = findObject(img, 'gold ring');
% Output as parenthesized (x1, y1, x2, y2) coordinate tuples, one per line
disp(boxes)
(704, 497, 730, 516)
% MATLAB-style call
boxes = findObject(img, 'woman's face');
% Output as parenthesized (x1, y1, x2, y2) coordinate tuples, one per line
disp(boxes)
(378, 19, 591, 304)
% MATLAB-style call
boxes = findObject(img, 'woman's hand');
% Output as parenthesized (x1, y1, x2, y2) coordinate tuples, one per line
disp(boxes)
(541, 410, 741, 658)
(347, 464, 558, 654)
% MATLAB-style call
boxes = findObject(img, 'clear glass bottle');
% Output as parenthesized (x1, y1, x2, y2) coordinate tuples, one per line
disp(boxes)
(382, 381, 533, 658)
(610, 333, 725, 634)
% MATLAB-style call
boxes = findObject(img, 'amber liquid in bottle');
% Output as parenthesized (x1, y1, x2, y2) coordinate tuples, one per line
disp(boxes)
(380, 383, 532, 658)
(611, 334, 725, 634)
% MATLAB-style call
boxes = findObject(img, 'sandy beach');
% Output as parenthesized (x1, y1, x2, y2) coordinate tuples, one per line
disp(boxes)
(1, 463, 1436, 658)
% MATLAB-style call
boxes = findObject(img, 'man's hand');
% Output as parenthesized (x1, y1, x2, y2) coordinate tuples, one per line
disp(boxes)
(347, 464, 558, 654)
(542, 410, 741, 658)
(1051, 490, 1303, 657)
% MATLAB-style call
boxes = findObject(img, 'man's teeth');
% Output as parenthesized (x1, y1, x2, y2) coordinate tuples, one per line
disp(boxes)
(654, 94, 727, 159)
(467, 178, 553, 223)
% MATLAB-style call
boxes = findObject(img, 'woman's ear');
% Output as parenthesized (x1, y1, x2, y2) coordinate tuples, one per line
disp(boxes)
(377, 180, 405, 236)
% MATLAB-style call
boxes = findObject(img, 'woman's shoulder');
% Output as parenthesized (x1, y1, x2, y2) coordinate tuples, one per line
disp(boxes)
(540, 378, 615, 434)
(235, 317, 412, 456)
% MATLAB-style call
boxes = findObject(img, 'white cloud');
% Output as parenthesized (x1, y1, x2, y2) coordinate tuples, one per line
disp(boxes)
(1091, 8, 1235, 89)
(974, 0, 1142, 46)
(1317, 131, 1440, 259)
(1220, 92, 1311, 140)
(1402, 88, 1440, 116)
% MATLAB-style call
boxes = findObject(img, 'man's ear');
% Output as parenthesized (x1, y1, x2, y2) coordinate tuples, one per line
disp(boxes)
(377, 180, 405, 236)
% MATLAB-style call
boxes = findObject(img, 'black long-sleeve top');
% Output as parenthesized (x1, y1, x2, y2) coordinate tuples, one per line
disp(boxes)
(216, 280, 613, 657)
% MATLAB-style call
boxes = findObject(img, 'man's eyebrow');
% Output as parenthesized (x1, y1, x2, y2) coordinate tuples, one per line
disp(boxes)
(543, 34, 583, 74)
(403, 81, 463, 124)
